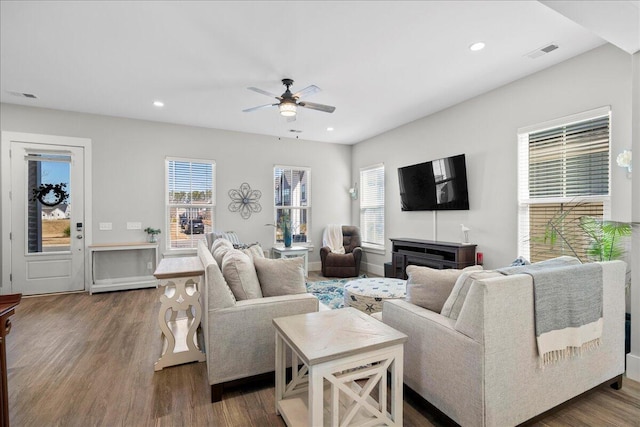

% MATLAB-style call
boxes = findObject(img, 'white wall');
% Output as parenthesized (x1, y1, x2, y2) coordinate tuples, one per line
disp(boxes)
(627, 51, 640, 382)
(352, 44, 634, 272)
(0, 105, 352, 285)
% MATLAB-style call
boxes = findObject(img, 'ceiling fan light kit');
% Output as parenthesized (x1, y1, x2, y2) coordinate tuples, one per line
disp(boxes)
(279, 102, 297, 117)
(244, 78, 335, 118)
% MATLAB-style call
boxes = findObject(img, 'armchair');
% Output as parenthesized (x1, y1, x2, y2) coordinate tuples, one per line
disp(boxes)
(320, 225, 363, 277)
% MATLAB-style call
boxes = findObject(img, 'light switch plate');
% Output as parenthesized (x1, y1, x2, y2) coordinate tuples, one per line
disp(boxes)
(127, 222, 142, 230)
(99, 222, 112, 230)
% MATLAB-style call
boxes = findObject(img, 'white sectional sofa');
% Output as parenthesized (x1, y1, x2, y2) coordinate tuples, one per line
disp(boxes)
(197, 240, 321, 402)
(376, 260, 627, 426)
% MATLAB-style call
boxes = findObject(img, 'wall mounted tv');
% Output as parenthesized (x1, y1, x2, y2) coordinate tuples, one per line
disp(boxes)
(398, 154, 469, 211)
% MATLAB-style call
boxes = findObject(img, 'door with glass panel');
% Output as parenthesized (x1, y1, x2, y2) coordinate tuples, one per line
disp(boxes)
(10, 142, 85, 294)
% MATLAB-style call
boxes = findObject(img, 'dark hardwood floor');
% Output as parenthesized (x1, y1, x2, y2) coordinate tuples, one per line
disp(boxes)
(6, 279, 640, 426)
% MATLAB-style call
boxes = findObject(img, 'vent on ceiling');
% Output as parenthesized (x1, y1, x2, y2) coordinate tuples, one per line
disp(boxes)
(7, 91, 38, 99)
(526, 43, 559, 59)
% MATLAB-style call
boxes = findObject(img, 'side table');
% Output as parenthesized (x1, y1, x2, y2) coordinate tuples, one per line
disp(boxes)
(153, 257, 206, 371)
(272, 246, 309, 276)
(273, 308, 407, 426)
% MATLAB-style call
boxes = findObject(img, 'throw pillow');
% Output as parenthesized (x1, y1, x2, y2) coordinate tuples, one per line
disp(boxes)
(441, 270, 503, 320)
(242, 243, 265, 261)
(212, 238, 234, 266)
(406, 265, 482, 313)
(254, 257, 306, 297)
(221, 249, 263, 300)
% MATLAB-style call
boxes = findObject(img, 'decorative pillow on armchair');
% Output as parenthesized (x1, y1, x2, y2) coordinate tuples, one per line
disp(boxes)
(254, 257, 306, 297)
(406, 265, 482, 313)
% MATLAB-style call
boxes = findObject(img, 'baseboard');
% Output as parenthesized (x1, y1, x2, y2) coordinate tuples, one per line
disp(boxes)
(363, 262, 384, 277)
(308, 261, 321, 272)
(626, 353, 640, 381)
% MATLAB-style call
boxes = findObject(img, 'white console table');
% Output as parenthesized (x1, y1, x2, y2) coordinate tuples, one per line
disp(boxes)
(153, 256, 206, 371)
(89, 242, 159, 294)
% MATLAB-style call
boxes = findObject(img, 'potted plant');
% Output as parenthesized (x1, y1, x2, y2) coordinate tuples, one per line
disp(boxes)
(144, 227, 161, 243)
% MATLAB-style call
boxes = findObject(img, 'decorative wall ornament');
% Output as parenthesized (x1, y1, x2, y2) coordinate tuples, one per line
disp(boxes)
(30, 182, 69, 207)
(228, 182, 262, 219)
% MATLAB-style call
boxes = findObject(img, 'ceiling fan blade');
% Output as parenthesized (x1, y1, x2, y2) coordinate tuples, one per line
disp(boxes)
(298, 101, 336, 113)
(293, 85, 321, 99)
(247, 87, 280, 99)
(242, 103, 278, 113)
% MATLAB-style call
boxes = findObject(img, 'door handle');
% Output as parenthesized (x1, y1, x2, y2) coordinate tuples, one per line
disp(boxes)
(76, 235, 83, 239)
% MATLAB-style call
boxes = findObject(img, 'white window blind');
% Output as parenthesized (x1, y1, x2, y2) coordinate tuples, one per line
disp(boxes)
(360, 164, 385, 247)
(517, 108, 610, 262)
(166, 158, 215, 250)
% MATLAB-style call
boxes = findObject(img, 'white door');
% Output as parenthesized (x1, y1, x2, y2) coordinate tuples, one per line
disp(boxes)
(7, 139, 86, 294)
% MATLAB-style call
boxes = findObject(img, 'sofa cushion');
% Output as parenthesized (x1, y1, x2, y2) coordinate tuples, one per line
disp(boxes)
(212, 238, 234, 266)
(254, 257, 306, 297)
(406, 265, 482, 313)
(242, 243, 265, 261)
(441, 270, 503, 319)
(221, 249, 263, 300)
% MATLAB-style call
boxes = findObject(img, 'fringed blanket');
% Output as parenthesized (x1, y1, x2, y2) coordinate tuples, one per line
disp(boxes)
(499, 257, 603, 366)
(323, 224, 345, 254)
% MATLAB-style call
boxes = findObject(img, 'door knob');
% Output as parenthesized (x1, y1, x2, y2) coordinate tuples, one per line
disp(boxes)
(76, 235, 83, 239)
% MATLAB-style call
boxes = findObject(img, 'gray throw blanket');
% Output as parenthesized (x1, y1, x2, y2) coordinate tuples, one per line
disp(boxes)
(499, 257, 603, 365)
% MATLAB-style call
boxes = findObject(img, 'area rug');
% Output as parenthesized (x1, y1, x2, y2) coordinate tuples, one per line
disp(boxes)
(305, 275, 366, 310)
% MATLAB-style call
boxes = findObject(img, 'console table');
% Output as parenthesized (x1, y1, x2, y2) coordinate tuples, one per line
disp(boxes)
(0, 294, 21, 427)
(389, 238, 477, 279)
(89, 242, 158, 294)
(153, 257, 206, 371)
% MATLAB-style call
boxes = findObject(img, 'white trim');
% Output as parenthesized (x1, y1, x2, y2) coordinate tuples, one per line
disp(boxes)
(1, 131, 92, 294)
(362, 243, 385, 255)
(516, 105, 611, 135)
(360, 162, 384, 173)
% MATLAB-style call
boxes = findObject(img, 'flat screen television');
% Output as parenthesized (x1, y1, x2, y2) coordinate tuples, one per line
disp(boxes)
(398, 154, 469, 211)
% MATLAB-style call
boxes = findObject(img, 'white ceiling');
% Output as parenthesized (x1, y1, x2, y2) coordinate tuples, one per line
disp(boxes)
(1, 1, 638, 145)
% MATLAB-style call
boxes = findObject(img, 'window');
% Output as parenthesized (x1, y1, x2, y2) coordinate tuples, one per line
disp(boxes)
(360, 164, 385, 249)
(274, 166, 310, 244)
(166, 158, 215, 250)
(517, 107, 610, 262)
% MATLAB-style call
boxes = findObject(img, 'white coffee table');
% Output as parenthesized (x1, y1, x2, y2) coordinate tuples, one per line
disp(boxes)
(273, 308, 408, 426)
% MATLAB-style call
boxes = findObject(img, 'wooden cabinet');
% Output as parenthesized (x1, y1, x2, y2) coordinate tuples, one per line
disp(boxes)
(389, 238, 477, 279)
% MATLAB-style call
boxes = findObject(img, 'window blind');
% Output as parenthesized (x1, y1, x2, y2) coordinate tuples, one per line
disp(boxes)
(517, 108, 610, 261)
(528, 115, 609, 199)
(166, 158, 215, 249)
(360, 164, 385, 246)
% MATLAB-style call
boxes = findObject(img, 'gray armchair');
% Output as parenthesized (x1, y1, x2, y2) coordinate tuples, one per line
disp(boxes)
(320, 225, 363, 278)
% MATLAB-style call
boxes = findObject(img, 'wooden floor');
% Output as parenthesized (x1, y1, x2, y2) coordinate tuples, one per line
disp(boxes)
(6, 280, 640, 427)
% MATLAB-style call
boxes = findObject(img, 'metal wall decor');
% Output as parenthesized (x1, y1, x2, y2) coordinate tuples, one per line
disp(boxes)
(228, 182, 262, 219)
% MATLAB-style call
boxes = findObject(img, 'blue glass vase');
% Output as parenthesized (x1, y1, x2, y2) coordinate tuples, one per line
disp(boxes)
(283, 224, 292, 248)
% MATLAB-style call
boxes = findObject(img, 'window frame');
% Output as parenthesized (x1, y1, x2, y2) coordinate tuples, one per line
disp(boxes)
(165, 156, 216, 252)
(517, 106, 611, 261)
(273, 165, 312, 246)
(359, 163, 385, 252)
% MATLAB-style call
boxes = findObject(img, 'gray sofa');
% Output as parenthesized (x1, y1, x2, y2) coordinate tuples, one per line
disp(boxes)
(375, 260, 627, 426)
(197, 241, 321, 402)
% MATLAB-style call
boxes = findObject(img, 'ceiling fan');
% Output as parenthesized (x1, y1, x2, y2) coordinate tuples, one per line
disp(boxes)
(243, 78, 335, 119)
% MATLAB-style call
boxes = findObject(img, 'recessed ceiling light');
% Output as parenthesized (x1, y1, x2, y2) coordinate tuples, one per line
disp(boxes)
(326, 127, 334, 131)
(469, 42, 485, 51)
(153, 100, 164, 107)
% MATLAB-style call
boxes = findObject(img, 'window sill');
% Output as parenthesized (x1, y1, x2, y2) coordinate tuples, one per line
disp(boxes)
(361, 244, 385, 255)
